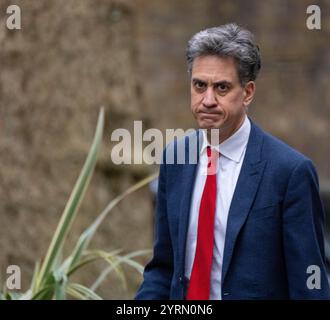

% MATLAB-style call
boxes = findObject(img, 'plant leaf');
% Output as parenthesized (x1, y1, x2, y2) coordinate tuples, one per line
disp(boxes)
(36, 108, 104, 289)
(30, 261, 40, 296)
(67, 173, 158, 273)
(66, 283, 102, 300)
(65, 249, 122, 276)
(31, 286, 54, 300)
(90, 249, 151, 291)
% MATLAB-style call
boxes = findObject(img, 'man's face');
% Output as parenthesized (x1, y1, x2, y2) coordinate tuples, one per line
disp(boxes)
(190, 55, 255, 140)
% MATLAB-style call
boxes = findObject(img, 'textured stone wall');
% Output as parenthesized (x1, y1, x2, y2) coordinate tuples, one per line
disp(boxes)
(0, 0, 329, 299)
(0, 0, 153, 299)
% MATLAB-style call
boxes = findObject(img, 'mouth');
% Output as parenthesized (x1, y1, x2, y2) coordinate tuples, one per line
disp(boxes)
(198, 112, 221, 118)
(197, 108, 222, 114)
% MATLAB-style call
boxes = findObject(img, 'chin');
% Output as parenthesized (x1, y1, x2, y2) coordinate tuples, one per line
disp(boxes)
(198, 120, 221, 130)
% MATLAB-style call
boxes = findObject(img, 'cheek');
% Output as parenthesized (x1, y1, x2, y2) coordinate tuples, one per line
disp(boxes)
(190, 93, 201, 109)
(222, 93, 244, 113)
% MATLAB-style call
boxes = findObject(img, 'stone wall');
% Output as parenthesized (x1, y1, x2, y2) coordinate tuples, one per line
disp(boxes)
(0, 0, 153, 299)
(0, 0, 329, 299)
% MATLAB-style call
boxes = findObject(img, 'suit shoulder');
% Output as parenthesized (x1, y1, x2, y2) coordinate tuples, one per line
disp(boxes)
(261, 128, 313, 168)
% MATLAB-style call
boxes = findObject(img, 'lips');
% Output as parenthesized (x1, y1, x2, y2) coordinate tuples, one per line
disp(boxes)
(198, 109, 222, 115)
(199, 112, 221, 118)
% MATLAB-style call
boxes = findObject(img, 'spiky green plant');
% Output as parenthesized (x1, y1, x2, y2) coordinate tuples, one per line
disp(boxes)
(1, 108, 156, 300)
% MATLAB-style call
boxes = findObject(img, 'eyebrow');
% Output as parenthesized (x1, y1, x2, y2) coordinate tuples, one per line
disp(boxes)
(192, 78, 233, 86)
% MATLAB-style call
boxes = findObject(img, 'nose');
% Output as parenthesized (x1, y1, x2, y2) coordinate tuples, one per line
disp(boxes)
(202, 87, 217, 108)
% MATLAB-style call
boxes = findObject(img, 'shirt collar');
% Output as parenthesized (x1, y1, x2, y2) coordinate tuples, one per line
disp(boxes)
(200, 115, 251, 163)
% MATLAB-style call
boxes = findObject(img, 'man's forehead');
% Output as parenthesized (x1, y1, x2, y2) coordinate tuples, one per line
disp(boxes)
(191, 55, 239, 82)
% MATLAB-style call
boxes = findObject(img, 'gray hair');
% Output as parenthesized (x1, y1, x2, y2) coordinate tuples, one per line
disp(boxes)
(186, 23, 261, 85)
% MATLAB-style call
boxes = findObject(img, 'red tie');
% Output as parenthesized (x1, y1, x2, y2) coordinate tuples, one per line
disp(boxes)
(186, 146, 218, 300)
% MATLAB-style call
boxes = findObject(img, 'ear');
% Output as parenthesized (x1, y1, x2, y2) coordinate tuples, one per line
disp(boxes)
(243, 81, 256, 107)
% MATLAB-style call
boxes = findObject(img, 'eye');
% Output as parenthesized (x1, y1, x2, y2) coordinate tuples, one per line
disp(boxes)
(216, 83, 229, 92)
(193, 80, 206, 91)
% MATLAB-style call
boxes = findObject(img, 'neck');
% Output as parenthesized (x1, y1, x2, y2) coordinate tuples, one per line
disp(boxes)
(206, 116, 245, 145)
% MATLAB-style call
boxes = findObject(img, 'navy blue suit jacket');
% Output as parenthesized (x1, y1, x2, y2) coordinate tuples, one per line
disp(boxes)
(136, 120, 330, 299)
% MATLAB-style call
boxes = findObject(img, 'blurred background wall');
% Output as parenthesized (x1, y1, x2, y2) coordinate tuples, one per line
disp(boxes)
(0, 0, 329, 298)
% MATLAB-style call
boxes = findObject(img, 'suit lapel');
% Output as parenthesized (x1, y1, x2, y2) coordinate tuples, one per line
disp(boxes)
(177, 130, 201, 273)
(221, 120, 267, 284)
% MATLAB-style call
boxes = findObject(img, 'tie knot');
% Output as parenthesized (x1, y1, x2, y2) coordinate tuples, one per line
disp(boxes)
(206, 146, 219, 175)
(206, 146, 220, 159)
(206, 146, 212, 157)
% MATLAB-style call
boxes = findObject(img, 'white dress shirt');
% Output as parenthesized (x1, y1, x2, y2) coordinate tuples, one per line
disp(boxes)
(184, 115, 251, 300)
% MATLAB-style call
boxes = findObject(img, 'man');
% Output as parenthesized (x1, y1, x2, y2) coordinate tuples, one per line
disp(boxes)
(135, 23, 330, 299)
